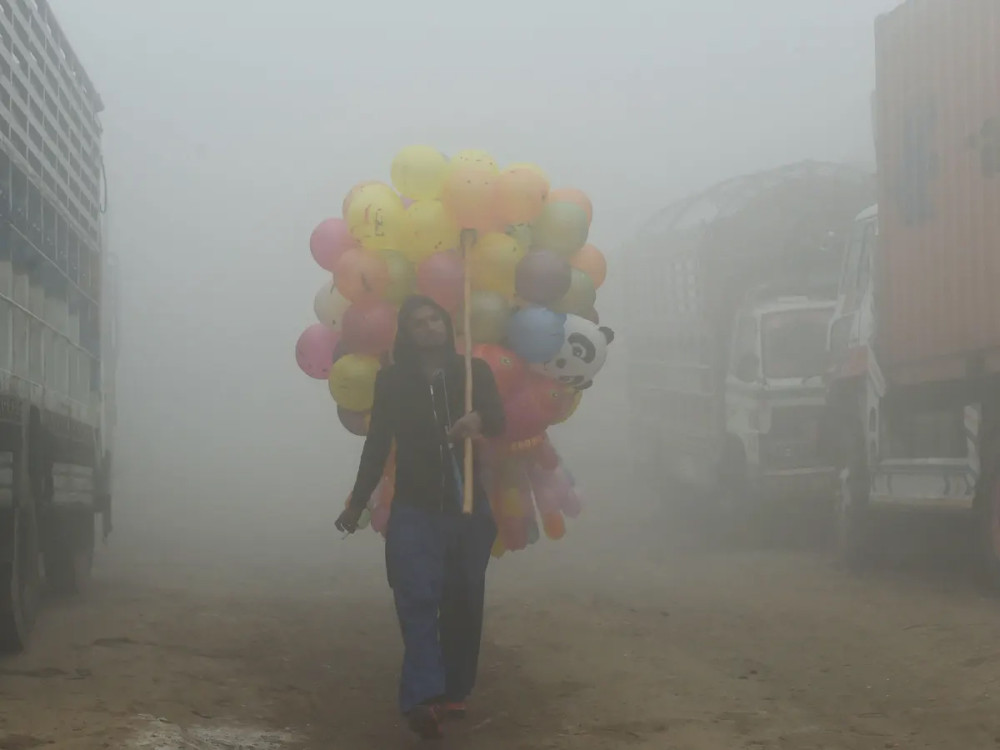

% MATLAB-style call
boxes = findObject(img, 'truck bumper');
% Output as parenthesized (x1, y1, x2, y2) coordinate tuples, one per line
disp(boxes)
(758, 467, 837, 502)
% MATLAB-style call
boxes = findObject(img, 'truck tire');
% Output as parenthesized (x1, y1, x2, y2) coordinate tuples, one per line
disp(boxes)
(975, 441, 1000, 589)
(0, 439, 39, 652)
(44, 509, 94, 596)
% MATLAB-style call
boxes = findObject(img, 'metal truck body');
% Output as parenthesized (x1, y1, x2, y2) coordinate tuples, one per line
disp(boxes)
(0, 0, 113, 650)
(827, 0, 1000, 579)
(625, 162, 873, 504)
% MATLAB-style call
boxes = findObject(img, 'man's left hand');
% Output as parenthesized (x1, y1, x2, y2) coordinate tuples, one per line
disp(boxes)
(448, 412, 483, 442)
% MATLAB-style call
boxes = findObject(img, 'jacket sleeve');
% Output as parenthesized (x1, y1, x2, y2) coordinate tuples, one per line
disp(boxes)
(471, 357, 505, 438)
(348, 370, 393, 511)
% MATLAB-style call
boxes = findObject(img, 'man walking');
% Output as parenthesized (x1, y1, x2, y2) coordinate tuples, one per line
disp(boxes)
(336, 294, 505, 740)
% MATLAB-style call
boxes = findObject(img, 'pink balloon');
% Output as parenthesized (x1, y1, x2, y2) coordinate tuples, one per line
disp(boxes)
(310, 218, 354, 272)
(416, 250, 465, 312)
(401, 196, 415, 208)
(295, 324, 340, 380)
(341, 301, 398, 356)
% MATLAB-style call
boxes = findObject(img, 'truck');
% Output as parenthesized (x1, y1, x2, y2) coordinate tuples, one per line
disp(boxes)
(0, 0, 115, 650)
(826, 0, 1000, 580)
(626, 162, 873, 516)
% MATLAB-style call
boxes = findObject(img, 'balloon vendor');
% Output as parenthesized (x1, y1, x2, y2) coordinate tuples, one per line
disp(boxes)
(336, 296, 505, 739)
(300, 145, 613, 739)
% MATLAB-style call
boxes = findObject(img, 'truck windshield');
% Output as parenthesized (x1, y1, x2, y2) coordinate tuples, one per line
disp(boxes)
(761, 308, 833, 379)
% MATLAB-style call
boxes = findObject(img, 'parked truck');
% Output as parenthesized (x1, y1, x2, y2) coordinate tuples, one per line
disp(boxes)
(826, 0, 1000, 579)
(626, 162, 873, 512)
(0, 0, 114, 650)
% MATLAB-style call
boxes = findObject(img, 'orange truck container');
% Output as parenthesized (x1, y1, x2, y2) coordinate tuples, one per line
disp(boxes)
(874, 0, 1000, 385)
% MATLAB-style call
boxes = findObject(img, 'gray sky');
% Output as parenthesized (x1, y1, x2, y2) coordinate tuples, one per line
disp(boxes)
(50, 0, 898, 511)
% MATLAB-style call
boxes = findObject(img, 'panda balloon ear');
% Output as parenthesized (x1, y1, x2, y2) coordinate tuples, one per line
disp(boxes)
(599, 326, 615, 344)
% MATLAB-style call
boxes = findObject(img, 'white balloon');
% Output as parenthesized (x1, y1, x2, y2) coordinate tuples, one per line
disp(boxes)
(531, 314, 614, 390)
(313, 281, 351, 331)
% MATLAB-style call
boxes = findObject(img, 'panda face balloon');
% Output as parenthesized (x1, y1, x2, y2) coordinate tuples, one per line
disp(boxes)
(532, 314, 614, 390)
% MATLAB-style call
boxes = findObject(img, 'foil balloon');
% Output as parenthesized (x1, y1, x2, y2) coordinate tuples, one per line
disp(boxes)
(473, 343, 526, 398)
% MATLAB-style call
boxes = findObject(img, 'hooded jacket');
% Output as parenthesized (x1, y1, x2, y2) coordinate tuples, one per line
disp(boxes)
(348, 296, 505, 514)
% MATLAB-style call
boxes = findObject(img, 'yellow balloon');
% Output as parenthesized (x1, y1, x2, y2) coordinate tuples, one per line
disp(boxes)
(401, 200, 460, 262)
(451, 149, 499, 173)
(468, 232, 526, 297)
(346, 183, 405, 251)
(328, 354, 381, 412)
(391, 145, 449, 201)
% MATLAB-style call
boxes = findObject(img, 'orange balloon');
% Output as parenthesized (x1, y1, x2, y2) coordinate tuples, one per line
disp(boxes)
(570, 244, 607, 289)
(495, 167, 549, 225)
(441, 165, 499, 230)
(334, 247, 390, 304)
(549, 187, 593, 224)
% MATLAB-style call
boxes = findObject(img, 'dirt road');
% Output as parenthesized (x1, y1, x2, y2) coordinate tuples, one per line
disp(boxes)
(1, 443, 1000, 749)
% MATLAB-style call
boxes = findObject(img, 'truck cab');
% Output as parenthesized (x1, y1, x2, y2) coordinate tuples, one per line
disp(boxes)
(723, 294, 837, 504)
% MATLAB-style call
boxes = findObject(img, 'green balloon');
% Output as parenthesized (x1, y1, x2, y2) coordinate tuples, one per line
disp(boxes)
(380, 250, 416, 306)
(532, 201, 589, 256)
(466, 290, 511, 344)
(551, 268, 597, 316)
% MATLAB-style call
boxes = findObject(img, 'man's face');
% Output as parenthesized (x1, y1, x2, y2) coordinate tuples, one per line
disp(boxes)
(406, 305, 449, 350)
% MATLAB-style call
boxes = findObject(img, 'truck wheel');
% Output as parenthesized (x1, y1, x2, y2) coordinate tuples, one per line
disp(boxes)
(44, 510, 94, 596)
(0, 447, 40, 652)
(834, 435, 877, 569)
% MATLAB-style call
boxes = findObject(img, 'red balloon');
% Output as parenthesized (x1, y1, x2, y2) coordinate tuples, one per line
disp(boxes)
(416, 250, 465, 312)
(341, 301, 398, 355)
(472, 344, 526, 398)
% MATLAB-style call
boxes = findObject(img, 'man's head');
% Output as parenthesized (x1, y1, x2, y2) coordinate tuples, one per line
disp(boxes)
(393, 295, 456, 365)
(403, 301, 449, 350)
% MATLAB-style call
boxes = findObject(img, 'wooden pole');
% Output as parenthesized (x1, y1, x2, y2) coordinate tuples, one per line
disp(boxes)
(460, 228, 477, 515)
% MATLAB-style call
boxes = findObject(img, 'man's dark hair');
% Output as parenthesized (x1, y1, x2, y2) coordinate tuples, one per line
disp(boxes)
(392, 295, 457, 369)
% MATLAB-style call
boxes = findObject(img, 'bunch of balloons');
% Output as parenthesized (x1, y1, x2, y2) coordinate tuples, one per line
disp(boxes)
(295, 145, 613, 555)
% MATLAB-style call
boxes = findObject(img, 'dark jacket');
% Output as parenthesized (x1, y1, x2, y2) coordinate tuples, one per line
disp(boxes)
(348, 296, 505, 514)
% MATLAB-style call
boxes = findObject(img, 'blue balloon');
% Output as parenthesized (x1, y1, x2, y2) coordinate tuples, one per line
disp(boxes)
(506, 307, 566, 363)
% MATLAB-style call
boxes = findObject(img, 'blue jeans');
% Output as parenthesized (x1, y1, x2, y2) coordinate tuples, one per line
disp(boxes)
(385, 502, 497, 715)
